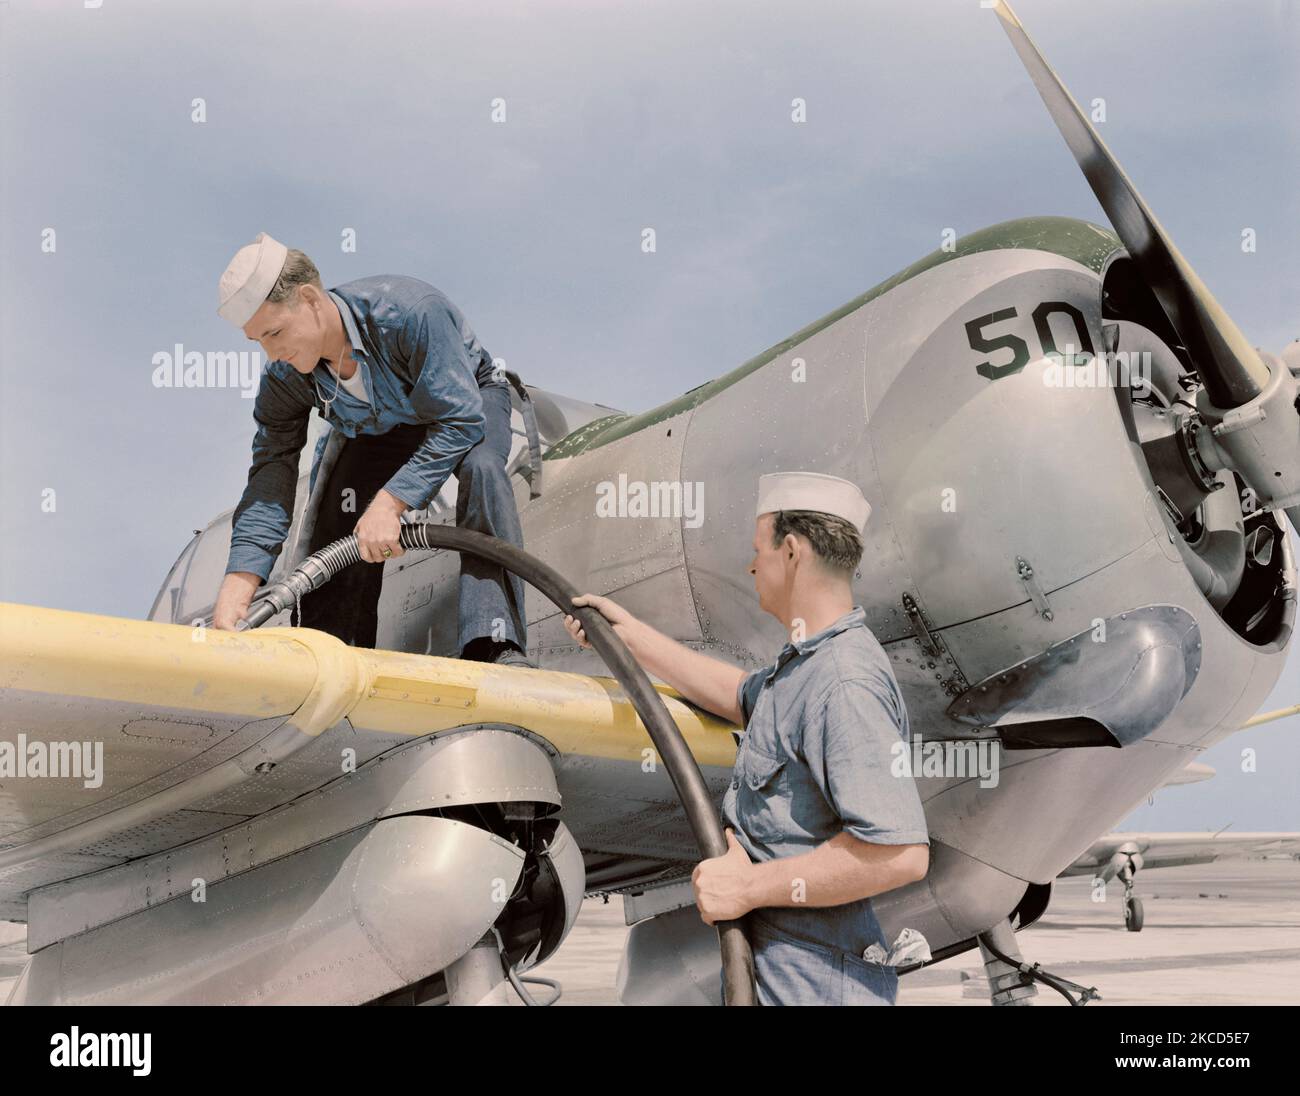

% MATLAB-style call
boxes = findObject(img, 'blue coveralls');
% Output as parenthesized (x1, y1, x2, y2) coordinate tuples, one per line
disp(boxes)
(225, 275, 528, 653)
(720, 606, 930, 1005)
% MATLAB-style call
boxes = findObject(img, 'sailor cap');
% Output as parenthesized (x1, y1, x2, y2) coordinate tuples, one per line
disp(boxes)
(217, 231, 289, 327)
(756, 471, 871, 533)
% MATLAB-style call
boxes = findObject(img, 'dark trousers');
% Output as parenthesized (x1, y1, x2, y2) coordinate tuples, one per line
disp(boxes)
(294, 385, 528, 652)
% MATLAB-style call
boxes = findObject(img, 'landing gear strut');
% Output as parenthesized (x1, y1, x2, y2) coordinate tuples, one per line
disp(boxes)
(1115, 856, 1146, 932)
(977, 919, 1101, 1006)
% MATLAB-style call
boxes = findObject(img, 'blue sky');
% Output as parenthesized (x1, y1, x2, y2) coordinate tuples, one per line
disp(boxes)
(1, 0, 1296, 830)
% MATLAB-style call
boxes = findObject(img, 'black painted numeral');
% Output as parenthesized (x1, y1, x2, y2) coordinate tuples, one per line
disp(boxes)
(966, 302, 1095, 380)
(965, 308, 1030, 380)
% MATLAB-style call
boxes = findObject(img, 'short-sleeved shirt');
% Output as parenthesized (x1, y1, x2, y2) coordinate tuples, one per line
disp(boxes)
(721, 604, 930, 959)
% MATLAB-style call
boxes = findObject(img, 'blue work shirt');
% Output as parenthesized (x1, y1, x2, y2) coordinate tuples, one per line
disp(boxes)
(722, 605, 930, 963)
(226, 275, 507, 581)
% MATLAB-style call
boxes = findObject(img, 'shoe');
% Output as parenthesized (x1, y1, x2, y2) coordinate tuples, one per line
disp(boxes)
(491, 642, 538, 670)
(461, 638, 537, 669)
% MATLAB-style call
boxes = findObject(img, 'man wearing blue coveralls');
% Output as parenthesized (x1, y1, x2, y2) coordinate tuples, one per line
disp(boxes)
(210, 232, 533, 666)
(563, 471, 930, 1005)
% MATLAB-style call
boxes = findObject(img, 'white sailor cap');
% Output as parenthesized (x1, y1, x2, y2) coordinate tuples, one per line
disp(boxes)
(756, 471, 871, 533)
(217, 231, 289, 327)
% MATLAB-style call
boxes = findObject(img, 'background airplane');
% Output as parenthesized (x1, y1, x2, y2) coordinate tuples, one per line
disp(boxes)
(1061, 711, 1300, 932)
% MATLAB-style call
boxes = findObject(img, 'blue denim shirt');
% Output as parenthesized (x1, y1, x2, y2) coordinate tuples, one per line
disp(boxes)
(226, 275, 508, 581)
(722, 605, 930, 957)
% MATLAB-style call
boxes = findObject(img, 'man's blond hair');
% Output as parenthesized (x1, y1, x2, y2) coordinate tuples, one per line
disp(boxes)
(266, 248, 322, 306)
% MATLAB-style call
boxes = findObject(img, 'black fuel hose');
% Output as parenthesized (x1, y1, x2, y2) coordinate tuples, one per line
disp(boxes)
(221, 521, 757, 1006)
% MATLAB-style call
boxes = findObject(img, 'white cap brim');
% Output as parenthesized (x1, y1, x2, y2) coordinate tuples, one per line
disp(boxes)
(218, 231, 289, 327)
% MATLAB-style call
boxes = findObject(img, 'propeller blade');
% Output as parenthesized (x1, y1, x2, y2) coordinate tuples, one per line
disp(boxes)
(991, 1, 1270, 409)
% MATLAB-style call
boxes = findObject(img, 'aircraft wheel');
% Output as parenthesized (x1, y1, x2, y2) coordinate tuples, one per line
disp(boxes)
(1125, 896, 1144, 932)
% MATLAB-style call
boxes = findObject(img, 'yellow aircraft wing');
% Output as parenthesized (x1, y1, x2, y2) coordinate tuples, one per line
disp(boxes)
(0, 601, 738, 919)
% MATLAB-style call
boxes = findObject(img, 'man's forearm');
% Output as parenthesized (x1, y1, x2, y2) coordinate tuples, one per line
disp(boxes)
(744, 833, 928, 910)
(383, 419, 482, 511)
(623, 619, 745, 725)
(228, 381, 311, 581)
